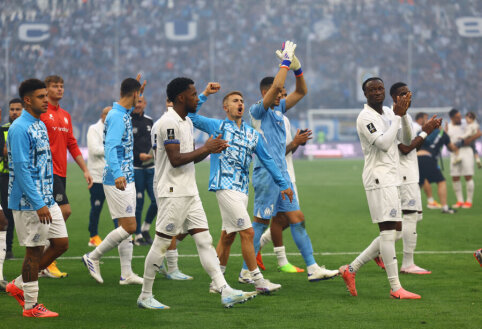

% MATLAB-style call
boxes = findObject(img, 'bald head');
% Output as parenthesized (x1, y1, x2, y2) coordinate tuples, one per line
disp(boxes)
(101, 106, 112, 123)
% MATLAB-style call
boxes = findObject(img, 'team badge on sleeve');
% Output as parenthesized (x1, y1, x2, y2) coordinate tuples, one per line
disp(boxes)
(167, 129, 175, 139)
(366, 123, 377, 134)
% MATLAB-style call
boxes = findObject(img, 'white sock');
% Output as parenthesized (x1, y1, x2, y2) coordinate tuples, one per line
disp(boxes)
(273, 246, 289, 267)
(166, 249, 178, 274)
(220, 265, 226, 275)
(140, 235, 171, 300)
(402, 213, 418, 269)
(192, 231, 228, 292)
(23, 281, 39, 310)
(141, 222, 151, 232)
(135, 233, 143, 240)
(90, 226, 130, 260)
(466, 180, 474, 203)
(380, 230, 401, 291)
(350, 236, 380, 272)
(427, 197, 434, 203)
(14, 274, 24, 289)
(0, 231, 6, 280)
(250, 267, 264, 285)
(118, 237, 134, 278)
(260, 229, 272, 249)
(453, 180, 464, 202)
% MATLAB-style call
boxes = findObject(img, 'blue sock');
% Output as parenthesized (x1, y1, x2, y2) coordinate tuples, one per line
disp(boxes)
(242, 221, 268, 270)
(290, 222, 316, 267)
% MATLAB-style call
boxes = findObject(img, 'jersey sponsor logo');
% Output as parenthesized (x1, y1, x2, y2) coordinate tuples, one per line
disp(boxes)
(165, 223, 175, 232)
(236, 218, 245, 227)
(390, 208, 397, 217)
(167, 129, 175, 140)
(52, 127, 69, 132)
(366, 123, 377, 134)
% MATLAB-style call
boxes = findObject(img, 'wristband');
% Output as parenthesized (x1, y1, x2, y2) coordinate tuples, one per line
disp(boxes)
(293, 68, 303, 77)
(419, 131, 428, 139)
(280, 60, 291, 69)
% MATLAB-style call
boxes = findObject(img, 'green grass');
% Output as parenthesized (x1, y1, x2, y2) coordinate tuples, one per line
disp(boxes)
(2, 159, 481, 328)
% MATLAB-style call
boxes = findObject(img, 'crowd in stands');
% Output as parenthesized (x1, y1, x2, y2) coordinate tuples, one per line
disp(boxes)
(0, 0, 481, 132)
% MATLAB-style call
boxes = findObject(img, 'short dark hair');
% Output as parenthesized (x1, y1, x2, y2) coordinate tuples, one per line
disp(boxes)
(19, 79, 47, 100)
(415, 112, 427, 121)
(166, 77, 194, 103)
(9, 98, 22, 106)
(44, 75, 64, 87)
(466, 111, 477, 121)
(120, 78, 141, 98)
(389, 82, 407, 97)
(223, 91, 243, 105)
(362, 77, 383, 92)
(448, 108, 459, 118)
(260, 77, 275, 92)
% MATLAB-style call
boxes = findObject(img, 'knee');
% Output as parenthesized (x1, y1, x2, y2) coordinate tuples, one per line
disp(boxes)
(51, 238, 69, 254)
(239, 228, 254, 241)
(222, 232, 236, 245)
(122, 223, 137, 234)
(62, 208, 72, 221)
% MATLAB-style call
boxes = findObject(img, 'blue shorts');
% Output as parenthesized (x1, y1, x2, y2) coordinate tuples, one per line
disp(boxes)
(252, 166, 300, 220)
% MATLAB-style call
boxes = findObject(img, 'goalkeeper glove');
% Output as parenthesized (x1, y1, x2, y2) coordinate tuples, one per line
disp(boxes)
(279, 40, 296, 70)
(276, 42, 302, 77)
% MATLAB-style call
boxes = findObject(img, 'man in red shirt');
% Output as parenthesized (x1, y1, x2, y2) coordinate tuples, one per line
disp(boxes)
(40, 75, 93, 278)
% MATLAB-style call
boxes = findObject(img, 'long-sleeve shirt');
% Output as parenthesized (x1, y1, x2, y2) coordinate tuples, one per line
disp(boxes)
(188, 94, 289, 195)
(87, 119, 105, 184)
(40, 103, 82, 177)
(103, 102, 135, 186)
(131, 111, 154, 168)
(7, 110, 55, 210)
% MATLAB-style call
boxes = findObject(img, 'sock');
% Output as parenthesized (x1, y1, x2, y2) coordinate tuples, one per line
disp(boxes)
(402, 213, 418, 269)
(453, 180, 463, 202)
(166, 249, 178, 274)
(135, 233, 143, 240)
(250, 267, 264, 285)
(23, 281, 39, 310)
(260, 229, 272, 249)
(90, 226, 130, 260)
(192, 231, 228, 292)
(442, 204, 449, 211)
(242, 221, 268, 270)
(118, 237, 134, 278)
(220, 265, 226, 275)
(466, 180, 474, 203)
(14, 274, 24, 289)
(141, 222, 151, 232)
(380, 230, 401, 292)
(289, 222, 316, 267)
(427, 197, 434, 203)
(0, 231, 6, 280)
(350, 236, 380, 272)
(273, 246, 289, 267)
(140, 235, 171, 300)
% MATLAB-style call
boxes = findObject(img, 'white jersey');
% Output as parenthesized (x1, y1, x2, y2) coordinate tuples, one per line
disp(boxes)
(356, 104, 401, 190)
(87, 119, 105, 183)
(283, 116, 296, 183)
(397, 113, 419, 185)
(447, 122, 471, 149)
(461, 121, 479, 139)
(154, 108, 198, 198)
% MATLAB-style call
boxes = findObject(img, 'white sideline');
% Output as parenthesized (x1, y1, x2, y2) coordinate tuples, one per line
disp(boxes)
(5, 250, 475, 261)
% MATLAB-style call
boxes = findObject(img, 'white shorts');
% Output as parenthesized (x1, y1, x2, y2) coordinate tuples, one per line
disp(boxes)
(104, 183, 136, 219)
(400, 183, 422, 212)
(450, 147, 474, 177)
(13, 203, 68, 247)
(216, 190, 252, 234)
(156, 195, 209, 236)
(365, 186, 402, 223)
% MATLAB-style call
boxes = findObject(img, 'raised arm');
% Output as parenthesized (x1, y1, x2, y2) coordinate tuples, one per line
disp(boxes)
(188, 82, 222, 135)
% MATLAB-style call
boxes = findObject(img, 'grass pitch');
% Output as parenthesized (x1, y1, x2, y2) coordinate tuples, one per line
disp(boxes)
(2, 159, 481, 328)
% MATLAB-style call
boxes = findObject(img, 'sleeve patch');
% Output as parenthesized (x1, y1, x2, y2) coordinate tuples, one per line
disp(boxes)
(167, 129, 175, 139)
(366, 123, 377, 134)
(164, 139, 180, 145)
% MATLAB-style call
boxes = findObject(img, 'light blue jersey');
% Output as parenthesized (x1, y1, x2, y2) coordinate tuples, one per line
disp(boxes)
(249, 99, 300, 219)
(250, 99, 288, 173)
(103, 102, 135, 185)
(188, 94, 289, 195)
(7, 110, 54, 211)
